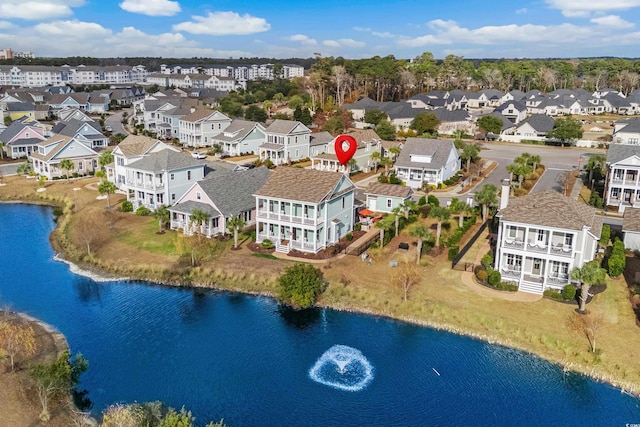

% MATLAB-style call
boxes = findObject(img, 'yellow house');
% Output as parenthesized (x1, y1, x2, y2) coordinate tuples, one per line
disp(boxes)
(7, 102, 36, 121)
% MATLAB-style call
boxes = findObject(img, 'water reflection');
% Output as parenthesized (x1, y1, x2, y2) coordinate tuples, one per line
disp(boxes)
(179, 289, 212, 323)
(277, 305, 321, 329)
(73, 277, 106, 305)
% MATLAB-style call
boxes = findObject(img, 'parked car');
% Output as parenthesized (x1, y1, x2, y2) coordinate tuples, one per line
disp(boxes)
(105, 125, 113, 132)
(191, 152, 206, 159)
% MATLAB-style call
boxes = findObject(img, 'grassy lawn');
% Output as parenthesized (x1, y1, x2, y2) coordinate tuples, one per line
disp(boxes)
(114, 218, 180, 256)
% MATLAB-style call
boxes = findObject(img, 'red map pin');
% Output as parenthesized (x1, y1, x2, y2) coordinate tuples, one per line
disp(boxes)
(334, 134, 357, 165)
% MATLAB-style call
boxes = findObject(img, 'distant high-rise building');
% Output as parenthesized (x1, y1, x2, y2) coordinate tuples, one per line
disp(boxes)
(14, 51, 35, 59)
(0, 49, 13, 60)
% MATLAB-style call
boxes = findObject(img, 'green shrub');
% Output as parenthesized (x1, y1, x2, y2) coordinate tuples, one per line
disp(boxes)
(427, 195, 440, 207)
(608, 255, 625, 277)
(562, 284, 576, 300)
(481, 253, 493, 269)
(418, 196, 427, 206)
(135, 206, 151, 216)
(496, 282, 519, 292)
(72, 172, 79, 178)
(543, 289, 564, 300)
(487, 269, 501, 286)
(354, 223, 362, 231)
(476, 269, 488, 283)
(448, 246, 459, 261)
(278, 263, 325, 309)
(120, 200, 133, 212)
(345, 233, 353, 241)
(600, 224, 610, 246)
(261, 239, 274, 249)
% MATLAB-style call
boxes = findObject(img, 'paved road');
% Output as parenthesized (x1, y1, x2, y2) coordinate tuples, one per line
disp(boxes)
(105, 109, 131, 135)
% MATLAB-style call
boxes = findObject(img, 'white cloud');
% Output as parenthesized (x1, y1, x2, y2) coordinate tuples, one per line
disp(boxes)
(0, 20, 251, 57)
(323, 38, 365, 48)
(0, 21, 16, 29)
(590, 14, 635, 27)
(545, 0, 640, 17)
(172, 11, 270, 35)
(353, 26, 371, 32)
(119, 0, 180, 17)
(398, 20, 597, 48)
(0, 0, 84, 20)
(372, 31, 395, 38)
(323, 40, 341, 48)
(516, 8, 528, 14)
(289, 34, 317, 46)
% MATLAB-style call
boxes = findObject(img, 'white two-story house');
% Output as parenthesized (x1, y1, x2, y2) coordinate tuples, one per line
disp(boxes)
(178, 109, 231, 148)
(123, 149, 205, 209)
(604, 144, 640, 213)
(169, 166, 270, 237)
(109, 135, 177, 189)
(258, 119, 311, 165)
(254, 167, 355, 253)
(394, 138, 461, 189)
(495, 184, 601, 295)
(309, 129, 382, 174)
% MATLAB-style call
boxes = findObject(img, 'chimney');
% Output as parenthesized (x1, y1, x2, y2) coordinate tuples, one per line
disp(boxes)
(500, 178, 510, 210)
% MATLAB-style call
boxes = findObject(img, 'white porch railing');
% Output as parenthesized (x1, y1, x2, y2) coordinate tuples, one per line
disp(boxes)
(256, 210, 320, 226)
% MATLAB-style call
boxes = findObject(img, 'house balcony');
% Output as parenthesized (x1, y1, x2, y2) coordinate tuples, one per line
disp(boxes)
(256, 210, 322, 226)
(127, 180, 164, 190)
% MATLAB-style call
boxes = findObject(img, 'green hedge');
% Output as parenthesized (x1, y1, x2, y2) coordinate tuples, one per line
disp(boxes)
(448, 246, 459, 261)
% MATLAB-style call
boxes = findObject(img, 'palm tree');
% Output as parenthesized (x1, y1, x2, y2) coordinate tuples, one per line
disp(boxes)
(370, 151, 381, 173)
(379, 156, 393, 176)
(399, 199, 416, 220)
(449, 197, 467, 227)
(347, 158, 357, 174)
(409, 225, 433, 265)
(571, 261, 607, 314)
(154, 205, 169, 233)
(226, 216, 246, 249)
(392, 206, 402, 237)
(97, 180, 116, 207)
(460, 143, 481, 172)
(98, 150, 114, 170)
(388, 145, 401, 161)
(506, 162, 532, 187)
(474, 184, 498, 223)
(429, 205, 451, 248)
(59, 159, 74, 183)
(529, 154, 541, 172)
(189, 209, 210, 236)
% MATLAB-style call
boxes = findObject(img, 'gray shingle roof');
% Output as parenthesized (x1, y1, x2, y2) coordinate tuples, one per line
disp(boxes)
(196, 166, 270, 217)
(265, 119, 307, 134)
(169, 200, 220, 218)
(52, 119, 101, 137)
(309, 131, 335, 147)
(432, 108, 470, 122)
(607, 144, 640, 164)
(517, 114, 555, 133)
(212, 120, 263, 143)
(6, 102, 34, 111)
(394, 138, 456, 171)
(0, 120, 35, 142)
(499, 190, 600, 237)
(127, 149, 205, 172)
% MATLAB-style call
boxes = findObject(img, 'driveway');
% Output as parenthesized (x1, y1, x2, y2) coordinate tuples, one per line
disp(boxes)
(0, 162, 19, 176)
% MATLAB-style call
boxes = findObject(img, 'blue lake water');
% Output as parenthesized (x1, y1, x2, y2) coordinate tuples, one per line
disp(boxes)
(0, 203, 639, 426)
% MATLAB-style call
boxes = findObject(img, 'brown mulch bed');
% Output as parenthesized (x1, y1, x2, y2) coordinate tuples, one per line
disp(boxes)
(247, 242, 275, 255)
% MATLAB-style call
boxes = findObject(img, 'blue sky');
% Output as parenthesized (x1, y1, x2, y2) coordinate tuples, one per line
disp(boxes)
(1, 0, 640, 59)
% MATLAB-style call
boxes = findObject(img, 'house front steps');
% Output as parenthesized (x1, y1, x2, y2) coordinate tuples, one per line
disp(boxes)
(276, 240, 291, 254)
(518, 280, 544, 295)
